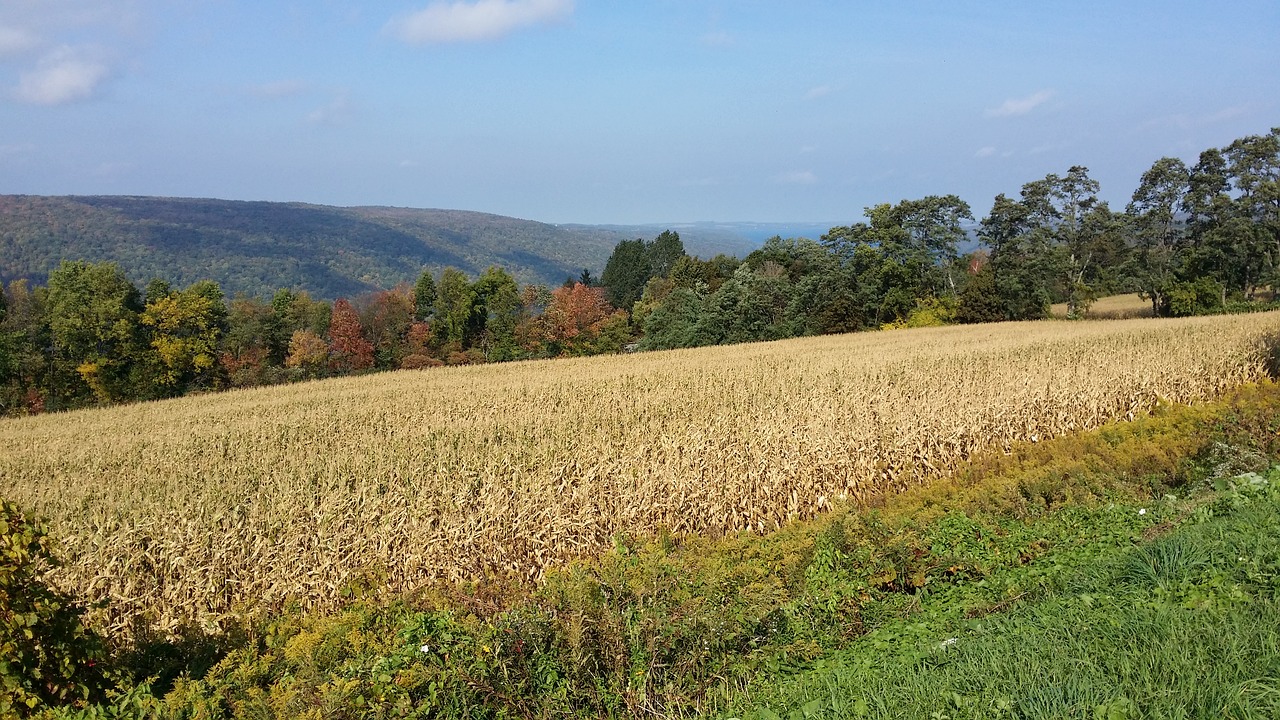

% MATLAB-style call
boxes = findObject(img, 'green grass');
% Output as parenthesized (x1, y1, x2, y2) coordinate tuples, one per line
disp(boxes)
(723, 470, 1280, 720)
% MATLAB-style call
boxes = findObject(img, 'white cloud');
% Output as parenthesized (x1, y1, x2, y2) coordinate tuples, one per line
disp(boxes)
(0, 25, 39, 57)
(974, 146, 996, 158)
(803, 85, 831, 101)
(985, 90, 1053, 118)
(776, 170, 817, 185)
(15, 46, 109, 105)
(386, 0, 573, 44)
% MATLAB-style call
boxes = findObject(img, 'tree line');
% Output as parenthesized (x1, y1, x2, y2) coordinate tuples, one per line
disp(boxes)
(0, 128, 1275, 415)
(0, 263, 630, 414)
(627, 127, 1278, 349)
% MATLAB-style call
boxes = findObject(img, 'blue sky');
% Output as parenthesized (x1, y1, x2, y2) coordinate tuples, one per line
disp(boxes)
(1, 1, 1276, 225)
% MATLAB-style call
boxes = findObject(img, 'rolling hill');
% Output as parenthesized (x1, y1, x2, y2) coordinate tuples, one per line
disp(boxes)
(0, 195, 779, 300)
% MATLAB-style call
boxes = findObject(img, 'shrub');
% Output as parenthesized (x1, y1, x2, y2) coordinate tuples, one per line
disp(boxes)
(0, 500, 109, 716)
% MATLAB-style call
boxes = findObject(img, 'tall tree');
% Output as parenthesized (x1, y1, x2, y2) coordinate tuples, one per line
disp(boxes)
(469, 267, 522, 361)
(540, 283, 618, 356)
(646, 230, 686, 278)
(1127, 157, 1191, 315)
(600, 238, 650, 311)
(413, 270, 437, 322)
(822, 196, 972, 325)
(1222, 128, 1280, 295)
(977, 193, 1054, 320)
(357, 286, 416, 369)
(44, 261, 145, 405)
(139, 280, 228, 394)
(432, 268, 475, 349)
(327, 298, 374, 372)
(0, 281, 50, 413)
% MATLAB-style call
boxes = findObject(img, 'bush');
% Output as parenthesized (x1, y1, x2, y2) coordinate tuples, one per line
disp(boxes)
(1164, 278, 1224, 317)
(0, 500, 109, 716)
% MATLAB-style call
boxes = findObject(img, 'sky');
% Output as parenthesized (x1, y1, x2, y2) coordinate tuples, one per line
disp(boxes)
(0, 1, 1277, 226)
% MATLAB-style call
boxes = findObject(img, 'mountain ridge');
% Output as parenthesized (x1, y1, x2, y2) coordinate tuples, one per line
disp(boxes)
(0, 194, 798, 300)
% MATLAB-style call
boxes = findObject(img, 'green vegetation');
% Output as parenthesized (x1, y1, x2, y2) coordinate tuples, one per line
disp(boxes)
(9, 382, 1279, 719)
(727, 470, 1280, 720)
(0, 501, 108, 717)
(632, 128, 1280, 349)
(0, 196, 618, 298)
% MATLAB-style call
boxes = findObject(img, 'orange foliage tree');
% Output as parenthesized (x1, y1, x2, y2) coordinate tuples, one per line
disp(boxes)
(327, 298, 374, 372)
(540, 283, 629, 356)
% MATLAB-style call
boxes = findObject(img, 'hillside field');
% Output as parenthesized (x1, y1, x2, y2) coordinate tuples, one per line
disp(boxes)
(3, 313, 1278, 641)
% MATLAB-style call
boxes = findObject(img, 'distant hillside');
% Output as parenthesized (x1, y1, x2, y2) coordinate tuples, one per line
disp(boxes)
(0, 195, 629, 299)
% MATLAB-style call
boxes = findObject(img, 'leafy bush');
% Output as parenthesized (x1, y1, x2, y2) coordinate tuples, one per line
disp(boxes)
(1164, 277, 1224, 317)
(0, 500, 108, 716)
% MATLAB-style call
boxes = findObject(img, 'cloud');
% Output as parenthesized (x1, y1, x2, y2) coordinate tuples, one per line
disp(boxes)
(985, 90, 1053, 118)
(974, 146, 996, 158)
(386, 0, 573, 44)
(0, 25, 39, 57)
(15, 46, 109, 105)
(776, 170, 817, 185)
(803, 85, 831, 101)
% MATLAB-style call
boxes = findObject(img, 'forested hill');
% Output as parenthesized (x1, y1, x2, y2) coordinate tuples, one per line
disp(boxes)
(0, 195, 756, 300)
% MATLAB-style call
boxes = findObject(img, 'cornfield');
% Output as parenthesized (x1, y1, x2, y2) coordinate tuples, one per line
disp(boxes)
(2, 314, 1277, 636)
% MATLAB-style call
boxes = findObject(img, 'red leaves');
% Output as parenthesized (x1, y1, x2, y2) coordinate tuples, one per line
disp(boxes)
(328, 298, 375, 372)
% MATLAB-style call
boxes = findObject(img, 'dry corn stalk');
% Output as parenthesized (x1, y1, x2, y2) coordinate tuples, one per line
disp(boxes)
(1, 312, 1276, 636)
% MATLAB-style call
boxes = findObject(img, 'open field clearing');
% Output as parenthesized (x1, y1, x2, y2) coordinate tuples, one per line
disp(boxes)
(2, 314, 1278, 636)
(1050, 293, 1154, 319)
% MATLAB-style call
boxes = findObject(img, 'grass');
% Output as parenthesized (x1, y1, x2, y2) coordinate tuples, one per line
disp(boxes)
(724, 472, 1280, 720)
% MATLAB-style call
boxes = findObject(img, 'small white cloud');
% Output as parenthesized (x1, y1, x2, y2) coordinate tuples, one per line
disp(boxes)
(0, 25, 40, 57)
(15, 46, 110, 105)
(777, 170, 817, 185)
(386, 0, 573, 44)
(679, 177, 719, 187)
(975, 146, 996, 158)
(803, 85, 831, 101)
(250, 80, 308, 98)
(398, 159, 419, 168)
(799, 144, 817, 154)
(985, 89, 1053, 118)
(308, 91, 352, 125)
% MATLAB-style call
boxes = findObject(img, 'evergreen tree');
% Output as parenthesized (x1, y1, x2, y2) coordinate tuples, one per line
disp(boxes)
(413, 270, 437, 321)
(601, 238, 650, 310)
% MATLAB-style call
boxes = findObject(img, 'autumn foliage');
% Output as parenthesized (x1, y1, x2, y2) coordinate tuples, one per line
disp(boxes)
(327, 298, 374, 372)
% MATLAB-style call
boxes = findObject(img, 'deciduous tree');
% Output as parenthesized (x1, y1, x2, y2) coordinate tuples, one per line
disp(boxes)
(327, 298, 374, 372)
